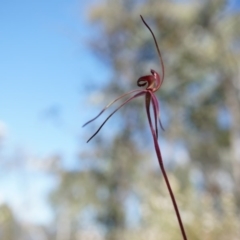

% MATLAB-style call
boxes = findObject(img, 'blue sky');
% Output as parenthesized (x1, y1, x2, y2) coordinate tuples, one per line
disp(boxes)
(0, 0, 110, 224)
(0, 0, 109, 157)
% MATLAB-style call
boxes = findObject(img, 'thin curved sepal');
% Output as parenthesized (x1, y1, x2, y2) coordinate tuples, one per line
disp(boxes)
(86, 90, 147, 142)
(82, 89, 143, 127)
(140, 15, 165, 88)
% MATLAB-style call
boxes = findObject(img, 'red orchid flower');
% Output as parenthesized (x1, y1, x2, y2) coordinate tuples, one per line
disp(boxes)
(83, 15, 188, 240)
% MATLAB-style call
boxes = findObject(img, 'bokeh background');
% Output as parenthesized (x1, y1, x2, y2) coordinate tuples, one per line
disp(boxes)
(1, 0, 240, 239)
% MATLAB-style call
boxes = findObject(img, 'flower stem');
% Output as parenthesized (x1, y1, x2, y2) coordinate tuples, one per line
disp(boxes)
(145, 93, 188, 240)
(155, 145, 188, 240)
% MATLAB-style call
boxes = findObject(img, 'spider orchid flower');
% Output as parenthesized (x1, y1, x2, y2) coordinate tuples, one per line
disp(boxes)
(83, 15, 188, 240)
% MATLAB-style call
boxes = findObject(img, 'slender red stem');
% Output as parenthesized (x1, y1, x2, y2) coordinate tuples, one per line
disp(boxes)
(146, 92, 188, 240)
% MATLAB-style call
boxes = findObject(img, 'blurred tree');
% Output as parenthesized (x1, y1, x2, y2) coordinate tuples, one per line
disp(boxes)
(49, 0, 240, 239)
(0, 204, 16, 240)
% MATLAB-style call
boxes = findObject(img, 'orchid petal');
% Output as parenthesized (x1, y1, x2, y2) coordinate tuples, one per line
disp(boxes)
(149, 92, 159, 139)
(151, 93, 165, 131)
(145, 92, 156, 138)
(137, 75, 155, 88)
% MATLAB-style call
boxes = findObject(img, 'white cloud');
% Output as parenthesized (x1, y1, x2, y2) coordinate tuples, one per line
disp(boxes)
(0, 121, 8, 141)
